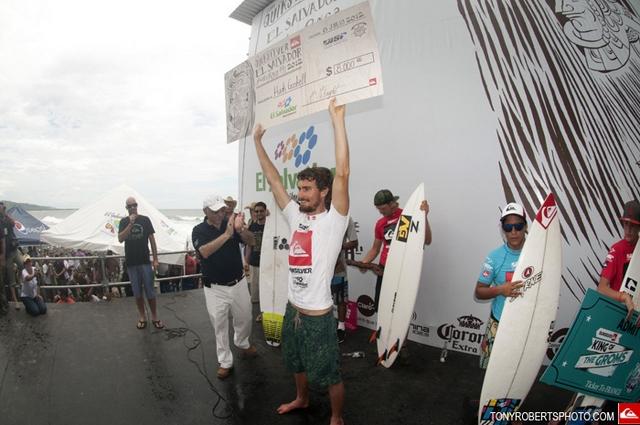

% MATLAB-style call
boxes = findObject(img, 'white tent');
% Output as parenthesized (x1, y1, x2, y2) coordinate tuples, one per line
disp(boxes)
(41, 184, 188, 265)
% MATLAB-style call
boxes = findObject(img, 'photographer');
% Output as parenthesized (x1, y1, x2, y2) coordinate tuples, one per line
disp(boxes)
(20, 256, 47, 317)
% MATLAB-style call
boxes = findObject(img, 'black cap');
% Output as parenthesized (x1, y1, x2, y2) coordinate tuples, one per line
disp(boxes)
(621, 200, 640, 225)
(374, 189, 399, 206)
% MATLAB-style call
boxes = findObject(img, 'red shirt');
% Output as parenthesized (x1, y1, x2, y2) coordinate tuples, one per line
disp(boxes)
(56, 297, 76, 304)
(374, 208, 403, 266)
(185, 254, 197, 275)
(601, 239, 636, 291)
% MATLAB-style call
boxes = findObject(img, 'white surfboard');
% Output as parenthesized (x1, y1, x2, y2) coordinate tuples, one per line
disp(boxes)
(478, 193, 562, 424)
(259, 198, 290, 347)
(375, 183, 426, 368)
(566, 234, 640, 423)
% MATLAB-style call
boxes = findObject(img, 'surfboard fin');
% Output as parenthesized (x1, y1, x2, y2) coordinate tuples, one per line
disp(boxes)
(388, 338, 400, 357)
(369, 327, 380, 344)
(376, 349, 387, 366)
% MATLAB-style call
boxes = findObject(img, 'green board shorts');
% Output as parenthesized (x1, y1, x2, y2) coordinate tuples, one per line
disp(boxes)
(479, 313, 499, 369)
(282, 303, 341, 387)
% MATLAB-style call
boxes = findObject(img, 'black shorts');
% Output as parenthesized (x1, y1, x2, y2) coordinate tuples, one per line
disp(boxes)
(331, 276, 348, 305)
(373, 266, 385, 312)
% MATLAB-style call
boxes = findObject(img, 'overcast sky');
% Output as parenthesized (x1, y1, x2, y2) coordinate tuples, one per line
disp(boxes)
(0, 0, 251, 209)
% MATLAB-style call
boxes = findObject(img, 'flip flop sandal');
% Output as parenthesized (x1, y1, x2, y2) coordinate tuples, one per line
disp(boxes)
(136, 320, 147, 329)
(152, 320, 165, 329)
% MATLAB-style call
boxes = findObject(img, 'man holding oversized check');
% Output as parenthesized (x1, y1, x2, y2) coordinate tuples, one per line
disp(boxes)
(225, 1, 383, 143)
(253, 98, 350, 425)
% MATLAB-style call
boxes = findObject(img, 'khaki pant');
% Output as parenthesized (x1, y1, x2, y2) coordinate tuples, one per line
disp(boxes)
(203, 279, 253, 368)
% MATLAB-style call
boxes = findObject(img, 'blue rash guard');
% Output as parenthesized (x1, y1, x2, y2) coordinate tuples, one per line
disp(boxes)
(477, 244, 522, 321)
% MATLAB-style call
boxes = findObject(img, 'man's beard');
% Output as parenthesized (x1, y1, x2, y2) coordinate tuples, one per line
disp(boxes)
(298, 199, 319, 213)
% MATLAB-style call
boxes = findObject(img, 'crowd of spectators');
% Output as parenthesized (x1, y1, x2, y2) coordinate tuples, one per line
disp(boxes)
(3, 245, 201, 307)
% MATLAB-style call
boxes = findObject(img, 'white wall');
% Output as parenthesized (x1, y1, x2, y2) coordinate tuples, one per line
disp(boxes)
(236, 0, 640, 359)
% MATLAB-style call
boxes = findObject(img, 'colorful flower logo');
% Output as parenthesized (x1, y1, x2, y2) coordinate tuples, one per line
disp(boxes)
(274, 141, 285, 160)
(294, 126, 317, 167)
(277, 96, 292, 108)
(273, 125, 317, 168)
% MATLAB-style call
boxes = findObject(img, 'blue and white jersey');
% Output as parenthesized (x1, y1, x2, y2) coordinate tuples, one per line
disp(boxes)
(477, 244, 522, 321)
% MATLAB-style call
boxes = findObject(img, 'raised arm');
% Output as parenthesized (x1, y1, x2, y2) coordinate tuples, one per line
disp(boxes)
(420, 200, 432, 246)
(234, 213, 255, 246)
(118, 216, 136, 243)
(328, 98, 349, 216)
(196, 219, 235, 259)
(253, 124, 290, 210)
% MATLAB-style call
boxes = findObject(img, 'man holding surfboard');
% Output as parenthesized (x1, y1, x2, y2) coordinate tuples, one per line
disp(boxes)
(595, 199, 640, 418)
(356, 190, 432, 313)
(597, 200, 640, 319)
(474, 202, 526, 368)
(550, 200, 640, 425)
(253, 98, 350, 425)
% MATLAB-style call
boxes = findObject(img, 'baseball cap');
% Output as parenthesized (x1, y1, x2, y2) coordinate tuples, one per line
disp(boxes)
(24, 255, 32, 263)
(374, 189, 399, 206)
(500, 202, 526, 221)
(203, 195, 226, 212)
(621, 200, 640, 225)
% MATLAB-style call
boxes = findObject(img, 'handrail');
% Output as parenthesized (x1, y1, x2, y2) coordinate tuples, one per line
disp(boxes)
(32, 273, 203, 290)
(12, 248, 203, 299)
(27, 250, 195, 262)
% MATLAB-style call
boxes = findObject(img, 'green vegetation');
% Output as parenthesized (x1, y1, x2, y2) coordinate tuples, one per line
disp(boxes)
(0, 200, 57, 210)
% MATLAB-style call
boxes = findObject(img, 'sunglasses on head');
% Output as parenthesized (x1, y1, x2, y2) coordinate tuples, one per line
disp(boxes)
(126, 203, 138, 209)
(502, 222, 525, 232)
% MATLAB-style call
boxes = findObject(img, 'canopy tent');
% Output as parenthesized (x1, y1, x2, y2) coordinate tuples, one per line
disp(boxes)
(41, 185, 188, 265)
(7, 206, 49, 246)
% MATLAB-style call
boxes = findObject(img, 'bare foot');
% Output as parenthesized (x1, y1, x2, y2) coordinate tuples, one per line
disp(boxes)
(276, 398, 309, 414)
(330, 417, 344, 425)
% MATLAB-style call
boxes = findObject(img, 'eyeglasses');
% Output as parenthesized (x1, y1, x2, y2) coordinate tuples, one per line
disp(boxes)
(126, 203, 138, 209)
(502, 222, 525, 233)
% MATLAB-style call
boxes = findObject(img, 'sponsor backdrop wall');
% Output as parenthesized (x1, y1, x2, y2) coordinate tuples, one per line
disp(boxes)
(236, 0, 640, 361)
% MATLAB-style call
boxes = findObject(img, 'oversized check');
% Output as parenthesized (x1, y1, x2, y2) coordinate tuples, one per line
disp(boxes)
(225, 1, 383, 143)
(540, 289, 640, 402)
